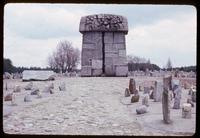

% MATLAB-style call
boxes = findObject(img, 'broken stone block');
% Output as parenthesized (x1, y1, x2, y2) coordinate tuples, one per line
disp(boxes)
(13, 85, 21, 93)
(131, 95, 139, 103)
(125, 88, 130, 97)
(4, 93, 13, 101)
(24, 82, 33, 90)
(136, 105, 147, 114)
(24, 94, 32, 102)
(149, 90, 154, 99)
(139, 85, 143, 91)
(142, 94, 149, 107)
(129, 78, 137, 94)
(31, 87, 39, 95)
(182, 103, 192, 119)
(59, 82, 66, 91)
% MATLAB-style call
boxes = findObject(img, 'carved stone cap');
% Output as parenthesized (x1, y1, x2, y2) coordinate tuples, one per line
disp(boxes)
(79, 14, 128, 34)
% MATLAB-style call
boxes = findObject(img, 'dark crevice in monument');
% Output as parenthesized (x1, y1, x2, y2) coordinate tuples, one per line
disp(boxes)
(102, 32, 105, 74)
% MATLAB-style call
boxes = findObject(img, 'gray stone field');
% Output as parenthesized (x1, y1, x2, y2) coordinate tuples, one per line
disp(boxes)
(3, 76, 196, 136)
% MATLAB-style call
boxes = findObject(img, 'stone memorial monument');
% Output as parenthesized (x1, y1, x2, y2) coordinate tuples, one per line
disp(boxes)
(79, 14, 128, 76)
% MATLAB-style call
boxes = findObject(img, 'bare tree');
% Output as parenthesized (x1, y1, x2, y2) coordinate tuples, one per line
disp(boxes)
(127, 55, 147, 63)
(48, 40, 80, 73)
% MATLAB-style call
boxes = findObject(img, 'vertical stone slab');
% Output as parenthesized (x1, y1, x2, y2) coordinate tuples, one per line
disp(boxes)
(173, 86, 182, 109)
(153, 81, 163, 102)
(162, 75, 172, 124)
(129, 78, 137, 94)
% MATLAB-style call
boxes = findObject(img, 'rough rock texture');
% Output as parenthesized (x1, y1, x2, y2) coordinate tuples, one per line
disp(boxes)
(153, 81, 163, 102)
(182, 103, 192, 119)
(24, 82, 33, 90)
(136, 105, 147, 114)
(173, 86, 182, 109)
(4, 93, 13, 101)
(131, 95, 140, 103)
(129, 78, 137, 94)
(11, 93, 17, 106)
(31, 88, 39, 95)
(125, 88, 130, 97)
(80, 14, 128, 77)
(162, 76, 172, 124)
(191, 90, 196, 102)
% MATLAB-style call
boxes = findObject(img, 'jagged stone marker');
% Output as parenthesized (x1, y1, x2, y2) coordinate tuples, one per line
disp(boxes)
(162, 75, 172, 124)
(79, 14, 128, 77)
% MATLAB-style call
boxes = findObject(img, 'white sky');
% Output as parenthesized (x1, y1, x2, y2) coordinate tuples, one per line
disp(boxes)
(4, 4, 197, 68)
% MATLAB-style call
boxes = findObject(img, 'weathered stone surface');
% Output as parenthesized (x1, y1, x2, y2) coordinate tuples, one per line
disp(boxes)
(92, 59, 102, 69)
(24, 82, 33, 90)
(162, 76, 172, 124)
(79, 14, 128, 33)
(13, 85, 21, 93)
(22, 70, 55, 81)
(31, 87, 39, 95)
(92, 69, 102, 76)
(129, 78, 137, 94)
(182, 103, 192, 119)
(153, 81, 163, 102)
(80, 14, 128, 77)
(81, 66, 92, 76)
(131, 95, 139, 103)
(115, 65, 128, 76)
(173, 86, 182, 109)
(191, 90, 196, 102)
(149, 90, 154, 99)
(125, 88, 130, 97)
(59, 82, 66, 91)
(142, 94, 149, 107)
(139, 85, 143, 91)
(136, 105, 147, 114)
(24, 94, 32, 102)
(163, 75, 172, 90)
(4, 93, 13, 101)
(37, 91, 42, 98)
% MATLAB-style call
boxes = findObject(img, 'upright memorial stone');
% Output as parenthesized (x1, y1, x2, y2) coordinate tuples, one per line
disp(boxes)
(162, 75, 172, 124)
(129, 78, 137, 94)
(153, 81, 163, 102)
(79, 14, 128, 76)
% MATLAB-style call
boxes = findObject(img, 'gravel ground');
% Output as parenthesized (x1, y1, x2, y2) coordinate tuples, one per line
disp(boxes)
(3, 76, 196, 136)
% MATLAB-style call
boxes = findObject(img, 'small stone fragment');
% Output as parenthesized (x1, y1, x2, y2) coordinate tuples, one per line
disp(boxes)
(31, 87, 39, 95)
(125, 88, 130, 97)
(4, 93, 13, 101)
(24, 82, 33, 90)
(182, 103, 192, 119)
(142, 94, 149, 107)
(187, 98, 194, 107)
(131, 95, 139, 103)
(24, 94, 32, 102)
(59, 82, 66, 91)
(136, 105, 147, 114)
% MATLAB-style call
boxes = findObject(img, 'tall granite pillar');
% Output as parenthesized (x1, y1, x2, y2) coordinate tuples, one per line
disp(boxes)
(162, 75, 172, 124)
(79, 14, 128, 77)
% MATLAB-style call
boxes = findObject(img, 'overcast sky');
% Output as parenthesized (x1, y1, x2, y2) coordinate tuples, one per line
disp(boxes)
(4, 4, 196, 68)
